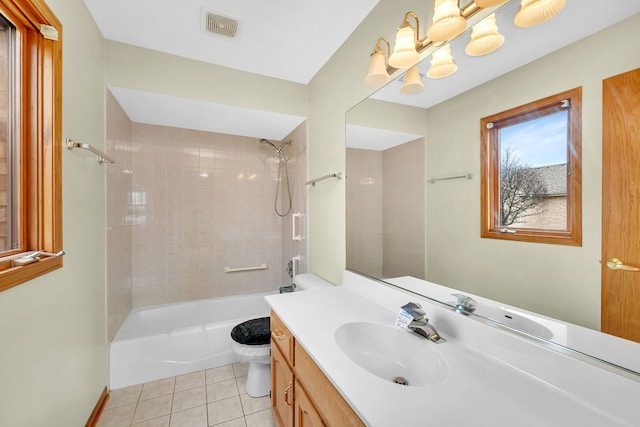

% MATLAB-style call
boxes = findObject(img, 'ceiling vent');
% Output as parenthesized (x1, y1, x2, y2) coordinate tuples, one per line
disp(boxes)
(203, 11, 238, 38)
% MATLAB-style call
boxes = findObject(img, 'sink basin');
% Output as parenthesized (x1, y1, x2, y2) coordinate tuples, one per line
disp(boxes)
(334, 322, 448, 387)
(470, 305, 554, 340)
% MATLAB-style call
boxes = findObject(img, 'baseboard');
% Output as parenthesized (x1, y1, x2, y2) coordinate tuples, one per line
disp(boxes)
(85, 387, 109, 427)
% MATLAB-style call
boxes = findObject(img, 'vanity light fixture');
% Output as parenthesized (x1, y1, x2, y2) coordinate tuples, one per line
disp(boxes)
(514, 0, 566, 28)
(364, 37, 392, 86)
(426, 0, 467, 43)
(427, 44, 457, 79)
(465, 13, 504, 56)
(364, 1, 482, 88)
(399, 65, 425, 94)
(388, 12, 421, 69)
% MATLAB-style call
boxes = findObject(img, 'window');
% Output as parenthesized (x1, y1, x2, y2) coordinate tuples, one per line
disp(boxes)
(0, 0, 62, 292)
(480, 88, 582, 246)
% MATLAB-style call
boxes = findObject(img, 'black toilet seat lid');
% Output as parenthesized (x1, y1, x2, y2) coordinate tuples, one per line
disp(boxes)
(230, 317, 271, 345)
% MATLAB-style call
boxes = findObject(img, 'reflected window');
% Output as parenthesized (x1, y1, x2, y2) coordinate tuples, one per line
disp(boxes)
(480, 88, 582, 246)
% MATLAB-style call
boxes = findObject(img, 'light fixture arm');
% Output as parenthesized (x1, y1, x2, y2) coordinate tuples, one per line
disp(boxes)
(400, 11, 422, 49)
(372, 37, 391, 59)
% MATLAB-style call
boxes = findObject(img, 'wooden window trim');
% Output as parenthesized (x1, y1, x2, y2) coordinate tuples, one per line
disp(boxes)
(480, 87, 582, 246)
(0, 0, 62, 292)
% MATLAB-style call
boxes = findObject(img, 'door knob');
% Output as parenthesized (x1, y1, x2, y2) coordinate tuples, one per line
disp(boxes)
(606, 258, 639, 271)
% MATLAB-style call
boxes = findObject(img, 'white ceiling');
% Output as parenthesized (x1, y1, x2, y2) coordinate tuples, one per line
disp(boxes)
(84, 0, 380, 85)
(346, 124, 423, 151)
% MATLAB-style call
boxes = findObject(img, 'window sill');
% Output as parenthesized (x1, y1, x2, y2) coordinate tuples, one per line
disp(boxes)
(0, 256, 63, 292)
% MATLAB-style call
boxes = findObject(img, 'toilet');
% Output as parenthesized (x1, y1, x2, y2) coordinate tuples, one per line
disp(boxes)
(230, 273, 332, 397)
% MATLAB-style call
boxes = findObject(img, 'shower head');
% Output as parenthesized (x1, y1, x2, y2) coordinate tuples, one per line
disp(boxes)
(259, 138, 291, 154)
(259, 138, 279, 151)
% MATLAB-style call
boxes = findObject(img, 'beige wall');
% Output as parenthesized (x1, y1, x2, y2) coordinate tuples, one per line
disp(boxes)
(425, 13, 640, 329)
(0, 0, 107, 425)
(104, 40, 308, 119)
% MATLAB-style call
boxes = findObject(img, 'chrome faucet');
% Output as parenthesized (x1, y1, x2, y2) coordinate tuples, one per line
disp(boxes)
(408, 318, 446, 343)
(452, 293, 477, 314)
(401, 302, 446, 343)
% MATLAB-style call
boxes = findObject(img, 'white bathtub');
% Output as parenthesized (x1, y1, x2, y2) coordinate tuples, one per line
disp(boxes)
(110, 292, 274, 390)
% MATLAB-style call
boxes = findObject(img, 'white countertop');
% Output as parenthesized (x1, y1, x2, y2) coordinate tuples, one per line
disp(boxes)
(266, 279, 640, 427)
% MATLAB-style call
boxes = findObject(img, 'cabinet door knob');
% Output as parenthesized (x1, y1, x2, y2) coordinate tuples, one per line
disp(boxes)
(272, 330, 286, 340)
(284, 381, 292, 406)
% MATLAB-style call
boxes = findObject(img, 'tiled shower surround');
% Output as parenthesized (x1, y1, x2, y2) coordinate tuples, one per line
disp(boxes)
(346, 138, 425, 280)
(106, 92, 307, 340)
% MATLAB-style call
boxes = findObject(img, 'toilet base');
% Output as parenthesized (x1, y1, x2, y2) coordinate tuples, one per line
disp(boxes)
(245, 362, 271, 397)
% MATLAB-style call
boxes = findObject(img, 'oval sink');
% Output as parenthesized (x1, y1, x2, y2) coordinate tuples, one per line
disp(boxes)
(335, 322, 448, 387)
(470, 305, 554, 340)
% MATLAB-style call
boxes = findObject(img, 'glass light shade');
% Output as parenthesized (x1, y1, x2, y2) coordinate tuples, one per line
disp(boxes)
(364, 50, 391, 86)
(399, 65, 424, 94)
(388, 25, 419, 69)
(465, 14, 504, 56)
(427, 44, 457, 79)
(514, 0, 566, 28)
(475, 0, 507, 7)
(426, 0, 466, 43)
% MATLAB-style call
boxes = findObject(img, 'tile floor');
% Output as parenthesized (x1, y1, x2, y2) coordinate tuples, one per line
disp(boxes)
(97, 363, 275, 427)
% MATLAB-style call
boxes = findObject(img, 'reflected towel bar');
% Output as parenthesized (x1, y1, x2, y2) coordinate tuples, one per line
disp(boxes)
(224, 263, 268, 273)
(65, 138, 116, 165)
(306, 172, 342, 187)
(428, 173, 473, 184)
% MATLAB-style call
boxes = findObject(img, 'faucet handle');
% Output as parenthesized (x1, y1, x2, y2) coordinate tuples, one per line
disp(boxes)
(452, 294, 477, 313)
(401, 302, 426, 320)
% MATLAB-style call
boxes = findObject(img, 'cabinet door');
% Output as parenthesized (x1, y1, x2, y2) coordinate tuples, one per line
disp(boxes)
(295, 380, 326, 427)
(271, 343, 294, 427)
(271, 310, 295, 364)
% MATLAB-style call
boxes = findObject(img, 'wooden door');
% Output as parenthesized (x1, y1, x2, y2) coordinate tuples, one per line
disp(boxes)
(602, 67, 640, 342)
(271, 344, 295, 427)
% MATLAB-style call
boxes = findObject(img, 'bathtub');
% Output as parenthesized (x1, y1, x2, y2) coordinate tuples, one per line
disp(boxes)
(110, 292, 274, 390)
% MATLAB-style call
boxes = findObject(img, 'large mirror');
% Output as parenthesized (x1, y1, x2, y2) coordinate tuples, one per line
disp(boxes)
(346, 0, 640, 373)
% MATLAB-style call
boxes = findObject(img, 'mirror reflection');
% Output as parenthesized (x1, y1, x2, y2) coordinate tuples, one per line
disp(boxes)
(346, 0, 640, 372)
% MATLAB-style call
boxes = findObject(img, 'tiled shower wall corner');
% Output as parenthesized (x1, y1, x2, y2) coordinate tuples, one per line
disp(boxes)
(346, 148, 383, 278)
(106, 91, 308, 339)
(106, 91, 134, 341)
(280, 124, 308, 281)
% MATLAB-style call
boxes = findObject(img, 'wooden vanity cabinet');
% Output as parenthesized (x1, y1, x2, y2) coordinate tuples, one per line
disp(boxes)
(270, 310, 365, 427)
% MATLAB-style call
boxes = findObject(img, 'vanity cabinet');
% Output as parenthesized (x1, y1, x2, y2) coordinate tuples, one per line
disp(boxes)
(270, 310, 364, 427)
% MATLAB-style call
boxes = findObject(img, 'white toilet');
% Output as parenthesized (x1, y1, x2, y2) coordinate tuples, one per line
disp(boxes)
(230, 273, 332, 397)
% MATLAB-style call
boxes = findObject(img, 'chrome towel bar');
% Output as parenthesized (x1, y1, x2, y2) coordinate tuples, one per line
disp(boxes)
(65, 138, 116, 165)
(428, 173, 473, 184)
(306, 172, 342, 187)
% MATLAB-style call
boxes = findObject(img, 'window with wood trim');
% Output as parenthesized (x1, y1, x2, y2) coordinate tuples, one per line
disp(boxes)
(0, 0, 62, 292)
(480, 87, 582, 246)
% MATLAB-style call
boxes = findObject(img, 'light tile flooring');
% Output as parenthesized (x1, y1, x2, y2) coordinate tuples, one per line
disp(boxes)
(97, 363, 275, 427)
